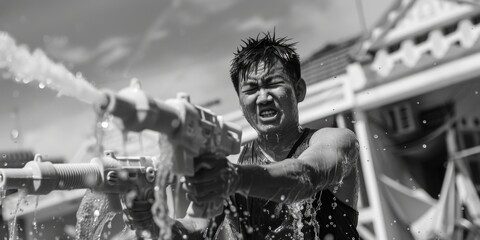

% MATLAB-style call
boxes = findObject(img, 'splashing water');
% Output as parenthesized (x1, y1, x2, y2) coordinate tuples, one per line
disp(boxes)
(75, 190, 118, 240)
(9, 190, 27, 240)
(32, 196, 40, 237)
(0, 31, 106, 106)
(151, 134, 175, 240)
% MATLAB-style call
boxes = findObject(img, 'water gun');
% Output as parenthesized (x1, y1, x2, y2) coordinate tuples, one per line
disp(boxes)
(99, 80, 242, 217)
(100, 79, 242, 177)
(0, 151, 156, 212)
(0, 81, 242, 217)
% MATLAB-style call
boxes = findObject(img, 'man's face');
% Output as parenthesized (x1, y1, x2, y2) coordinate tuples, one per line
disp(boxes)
(238, 60, 301, 135)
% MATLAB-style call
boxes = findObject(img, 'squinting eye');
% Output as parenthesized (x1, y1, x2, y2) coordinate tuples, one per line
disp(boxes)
(242, 85, 258, 93)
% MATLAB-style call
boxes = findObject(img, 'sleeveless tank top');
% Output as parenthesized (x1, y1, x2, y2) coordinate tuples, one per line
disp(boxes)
(209, 128, 360, 240)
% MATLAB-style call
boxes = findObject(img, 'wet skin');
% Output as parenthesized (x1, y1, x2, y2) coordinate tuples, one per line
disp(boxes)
(238, 60, 306, 160)
(185, 60, 359, 209)
(239, 61, 301, 137)
(174, 59, 360, 240)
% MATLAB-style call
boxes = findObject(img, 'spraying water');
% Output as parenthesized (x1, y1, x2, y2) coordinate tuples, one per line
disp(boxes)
(151, 134, 175, 240)
(0, 31, 106, 106)
(32, 196, 40, 237)
(8, 190, 27, 240)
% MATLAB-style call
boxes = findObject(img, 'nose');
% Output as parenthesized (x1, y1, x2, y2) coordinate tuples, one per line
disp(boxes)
(256, 89, 273, 105)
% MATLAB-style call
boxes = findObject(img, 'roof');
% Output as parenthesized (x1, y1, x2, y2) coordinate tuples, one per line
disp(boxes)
(301, 36, 361, 86)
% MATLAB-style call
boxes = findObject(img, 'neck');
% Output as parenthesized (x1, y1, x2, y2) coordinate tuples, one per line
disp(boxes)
(256, 125, 304, 161)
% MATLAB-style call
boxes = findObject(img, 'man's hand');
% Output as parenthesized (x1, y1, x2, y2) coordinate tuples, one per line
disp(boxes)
(183, 154, 242, 204)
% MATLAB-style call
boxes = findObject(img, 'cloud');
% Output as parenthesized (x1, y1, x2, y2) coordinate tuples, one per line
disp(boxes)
(148, 29, 169, 42)
(187, 0, 237, 13)
(132, 54, 238, 114)
(167, 0, 238, 28)
(235, 16, 280, 32)
(97, 46, 130, 67)
(44, 35, 133, 67)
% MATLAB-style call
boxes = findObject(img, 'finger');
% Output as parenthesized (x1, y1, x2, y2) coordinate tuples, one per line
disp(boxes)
(193, 155, 220, 172)
(191, 190, 224, 203)
(187, 164, 229, 184)
(188, 180, 223, 198)
(185, 171, 218, 184)
(186, 190, 215, 204)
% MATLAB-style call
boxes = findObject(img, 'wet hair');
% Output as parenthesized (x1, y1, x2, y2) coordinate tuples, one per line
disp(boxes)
(230, 31, 301, 94)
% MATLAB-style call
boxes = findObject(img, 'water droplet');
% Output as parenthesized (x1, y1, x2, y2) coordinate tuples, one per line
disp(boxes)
(22, 77, 32, 84)
(100, 121, 109, 129)
(280, 195, 285, 201)
(409, 178, 413, 181)
(38, 83, 45, 89)
(331, 202, 337, 209)
(476, 91, 479, 95)
(423, 120, 427, 124)
(75, 72, 83, 79)
(373, 134, 378, 139)
(422, 144, 427, 148)
(416, 101, 420, 104)
(10, 129, 19, 142)
(3, 162, 8, 167)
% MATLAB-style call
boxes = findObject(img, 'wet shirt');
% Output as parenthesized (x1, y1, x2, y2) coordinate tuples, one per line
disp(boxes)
(209, 128, 360, 240)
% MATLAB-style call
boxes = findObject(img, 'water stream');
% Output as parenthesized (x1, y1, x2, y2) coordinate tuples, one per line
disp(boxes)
(8, 190, 27, 240)
(151, 134, 175, 240)
(32, 196, 40, 238)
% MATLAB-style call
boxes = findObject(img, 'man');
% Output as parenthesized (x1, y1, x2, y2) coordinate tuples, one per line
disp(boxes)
(128, 32, 360, 240)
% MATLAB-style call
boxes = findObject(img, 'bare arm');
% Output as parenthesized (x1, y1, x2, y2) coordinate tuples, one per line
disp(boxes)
(237, 127, 359, 203)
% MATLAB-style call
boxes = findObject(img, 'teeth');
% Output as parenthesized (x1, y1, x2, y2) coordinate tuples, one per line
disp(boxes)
(260, 110, 276, 117)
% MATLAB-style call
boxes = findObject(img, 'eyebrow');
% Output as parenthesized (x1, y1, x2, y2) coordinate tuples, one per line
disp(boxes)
(245, 72, 287, 82)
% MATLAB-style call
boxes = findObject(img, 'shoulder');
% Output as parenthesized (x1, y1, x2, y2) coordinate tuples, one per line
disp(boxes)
(309, 127, 357, 147)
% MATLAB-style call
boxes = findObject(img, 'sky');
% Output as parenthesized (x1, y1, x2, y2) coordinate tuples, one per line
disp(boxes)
(0, 0, 394, 160)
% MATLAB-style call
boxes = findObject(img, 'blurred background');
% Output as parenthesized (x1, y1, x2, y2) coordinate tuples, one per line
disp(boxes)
(2, 0, 480, 239)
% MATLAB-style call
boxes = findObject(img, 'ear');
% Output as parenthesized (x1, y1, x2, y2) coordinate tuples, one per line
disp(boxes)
(295, 78, 306, 102)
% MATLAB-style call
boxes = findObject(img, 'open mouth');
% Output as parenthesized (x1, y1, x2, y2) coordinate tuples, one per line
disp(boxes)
(259, 109, 278, 120)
